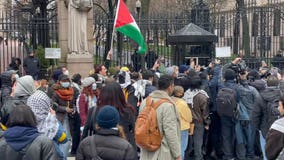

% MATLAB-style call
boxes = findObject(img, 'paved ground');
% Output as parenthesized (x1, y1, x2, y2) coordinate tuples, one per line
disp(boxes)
(67, 157, 75, 160)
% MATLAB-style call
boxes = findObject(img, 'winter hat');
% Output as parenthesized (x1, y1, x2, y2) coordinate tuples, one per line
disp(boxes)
(224, 69, 236, 81)
(27, 90, 51, 123)
(179, 65, 189, 74)
(52, 69, 63, 82)
(82, 77, 96, 87)
(96, 105, 120, 129)
(165, 67, 174, 76)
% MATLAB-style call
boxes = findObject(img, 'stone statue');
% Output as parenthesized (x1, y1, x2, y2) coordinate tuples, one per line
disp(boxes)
(65, 0, 93, 55)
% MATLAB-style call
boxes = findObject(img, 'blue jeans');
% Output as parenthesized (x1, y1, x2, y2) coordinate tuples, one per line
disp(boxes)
(220, 116, 236, 160)
(59, 115, 71, 160)
(235, 121, 256, 159)
(181, 130, 189, 160)
(193, 123, 205, 160)
(259, 131, 267, 160)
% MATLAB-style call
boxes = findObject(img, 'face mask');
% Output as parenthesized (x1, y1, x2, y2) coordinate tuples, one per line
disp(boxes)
(92, 83, 97, 90)
(61, 82, 70, 88)
(63, 70, 69, 76)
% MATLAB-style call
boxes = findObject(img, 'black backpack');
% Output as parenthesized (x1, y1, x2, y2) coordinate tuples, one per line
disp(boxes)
(216, 87, 238, 118)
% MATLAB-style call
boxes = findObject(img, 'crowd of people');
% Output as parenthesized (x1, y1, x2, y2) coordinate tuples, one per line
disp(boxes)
(0, 51, 284, 160)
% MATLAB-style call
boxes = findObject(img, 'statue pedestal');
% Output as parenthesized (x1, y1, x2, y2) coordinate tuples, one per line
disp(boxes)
(67, 54, 93, 78)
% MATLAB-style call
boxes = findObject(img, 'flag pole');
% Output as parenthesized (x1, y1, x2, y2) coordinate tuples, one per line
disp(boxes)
(107, 0, 121, 60)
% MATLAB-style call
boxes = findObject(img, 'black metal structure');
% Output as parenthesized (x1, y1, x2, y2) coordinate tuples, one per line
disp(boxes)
(168, 23, 217, 66)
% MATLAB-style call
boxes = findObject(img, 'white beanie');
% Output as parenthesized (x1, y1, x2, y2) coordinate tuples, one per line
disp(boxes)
(82, 77, 96, 87)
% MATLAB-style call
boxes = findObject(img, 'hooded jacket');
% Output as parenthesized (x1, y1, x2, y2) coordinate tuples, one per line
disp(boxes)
(0, 126, 56, 160)
(139, 90, 181, 160)
(252, 87, 281, 136)
(0, 76, 35, 125)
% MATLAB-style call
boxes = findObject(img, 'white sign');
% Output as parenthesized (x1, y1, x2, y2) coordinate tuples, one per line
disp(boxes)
(216, 46, 231, 58)
(45, 48, 61, 59)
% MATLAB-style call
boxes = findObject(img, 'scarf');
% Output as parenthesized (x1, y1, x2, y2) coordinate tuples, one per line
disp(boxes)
(55, 87, 74, 101)
(37, 113, 59, 139)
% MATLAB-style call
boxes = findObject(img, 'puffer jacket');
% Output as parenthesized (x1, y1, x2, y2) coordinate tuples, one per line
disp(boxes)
(252, 87, 281, 136)
(0, 135, 56, 160)
(76, 128, 137, 160)
(139, 90, 181, 160)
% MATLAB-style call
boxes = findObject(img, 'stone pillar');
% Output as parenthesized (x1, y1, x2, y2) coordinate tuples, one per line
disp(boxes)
(57, 0, 94, 78)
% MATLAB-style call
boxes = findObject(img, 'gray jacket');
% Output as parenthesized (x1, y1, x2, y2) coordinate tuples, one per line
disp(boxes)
(0, 135, 56, 160)
(139, 90, 181, 160)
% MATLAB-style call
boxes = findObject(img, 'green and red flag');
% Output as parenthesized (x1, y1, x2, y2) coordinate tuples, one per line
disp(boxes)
(114, 0, 147, 54)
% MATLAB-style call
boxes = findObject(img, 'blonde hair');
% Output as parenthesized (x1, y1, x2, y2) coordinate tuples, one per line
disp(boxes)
(173, 85, 184, 97)
(95, 124, 126, 139)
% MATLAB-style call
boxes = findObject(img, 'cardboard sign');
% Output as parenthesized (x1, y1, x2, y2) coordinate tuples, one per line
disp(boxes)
(45, 48, 61, 59)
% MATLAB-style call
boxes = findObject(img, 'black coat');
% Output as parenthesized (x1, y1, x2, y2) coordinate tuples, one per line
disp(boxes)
(76, 129, 137, 160)
(82, 106, 136, 151)
(252, 87, 281, 136)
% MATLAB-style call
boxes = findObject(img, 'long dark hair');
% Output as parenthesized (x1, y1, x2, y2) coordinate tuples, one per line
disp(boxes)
(7, 105, 37, 128)
(98, 82, 135, 114)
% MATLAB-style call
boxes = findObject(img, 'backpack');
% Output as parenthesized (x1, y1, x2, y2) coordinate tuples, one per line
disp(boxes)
(216, 87, 238, 118)
(135, 97, 171, 151)
(72, 0, 93, 12)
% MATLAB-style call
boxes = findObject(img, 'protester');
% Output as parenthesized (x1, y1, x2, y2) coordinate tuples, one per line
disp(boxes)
(1, 75, 36, 125)
(183, 75, 210, 160)
(78, 77, 96, 129)
(265, 92, 284, 160)
(76, 105, 137, 160)
(27, 90, 68, 159)
(172, 86, 192, 160)
(139, 75, 181, 160)
(0, 105, 56, 160)
(52, 74, 75, 157)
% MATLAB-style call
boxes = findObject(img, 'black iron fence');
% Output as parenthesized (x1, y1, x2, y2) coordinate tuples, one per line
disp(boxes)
(93, 1, 284, 69)
(2, 2, 284, 73)
(0, 9, 58, 73)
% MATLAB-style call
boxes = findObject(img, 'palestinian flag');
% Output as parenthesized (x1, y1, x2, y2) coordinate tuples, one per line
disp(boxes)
(114, 0, 147, 54)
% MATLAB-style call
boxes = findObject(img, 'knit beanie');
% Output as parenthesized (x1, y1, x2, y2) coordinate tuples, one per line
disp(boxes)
(224, 69, 236, 81)
(27, 90, 51, 123)
(96, 105, 120, 129)
(82, 77, 96, 87)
